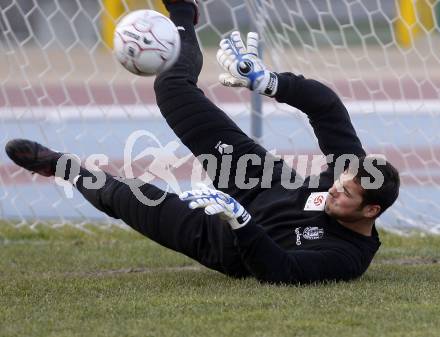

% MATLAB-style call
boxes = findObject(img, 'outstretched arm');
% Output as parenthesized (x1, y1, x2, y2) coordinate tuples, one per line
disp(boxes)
(217, 31, 365, 160)
(233, 222, 361, 284)
(275, 73, 366, 159)
(180, 186, 361, 284)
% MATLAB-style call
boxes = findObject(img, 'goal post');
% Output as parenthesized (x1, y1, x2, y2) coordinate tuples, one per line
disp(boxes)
(1, 0, 439, 234)
(395, 0, 437, 47)
(101, 0, 167, 48)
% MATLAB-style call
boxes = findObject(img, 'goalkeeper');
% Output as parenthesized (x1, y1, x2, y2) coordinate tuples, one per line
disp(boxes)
(5, 0, 400, 284)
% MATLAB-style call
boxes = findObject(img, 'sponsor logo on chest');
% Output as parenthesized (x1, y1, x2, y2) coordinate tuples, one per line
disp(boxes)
(304, 192, 328, 211)
(295, 226, 325, 246)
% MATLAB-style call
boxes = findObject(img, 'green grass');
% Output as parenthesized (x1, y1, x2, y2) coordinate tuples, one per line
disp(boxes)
(1, 224, 440, 337)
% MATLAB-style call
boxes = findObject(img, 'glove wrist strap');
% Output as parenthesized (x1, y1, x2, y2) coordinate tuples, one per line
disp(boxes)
(229, 211, 251, 230)
(257, 72, 278, 97)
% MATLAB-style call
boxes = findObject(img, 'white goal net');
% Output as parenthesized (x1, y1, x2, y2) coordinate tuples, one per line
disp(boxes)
(1, 0, 439, 233)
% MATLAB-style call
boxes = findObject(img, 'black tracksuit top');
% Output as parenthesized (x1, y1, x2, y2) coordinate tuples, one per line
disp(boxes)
(232, 73, 381, 284)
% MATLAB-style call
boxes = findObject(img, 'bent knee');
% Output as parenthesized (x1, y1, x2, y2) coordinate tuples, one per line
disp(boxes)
(154, 73, 182, 98)
(154, 76, 199, 104)
(154, 70, 194, 89)
(153, 72, 164, 94)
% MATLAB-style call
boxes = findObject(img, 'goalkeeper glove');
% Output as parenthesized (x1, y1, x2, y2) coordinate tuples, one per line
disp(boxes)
(179, 184, 251, 230)
(216, 31, 278, 97)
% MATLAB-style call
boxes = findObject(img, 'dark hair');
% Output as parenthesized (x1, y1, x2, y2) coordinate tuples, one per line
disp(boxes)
(350, 156, 400, 217)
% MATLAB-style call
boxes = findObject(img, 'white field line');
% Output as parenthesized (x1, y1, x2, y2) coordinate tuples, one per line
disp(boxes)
(0, 100, 439, 121)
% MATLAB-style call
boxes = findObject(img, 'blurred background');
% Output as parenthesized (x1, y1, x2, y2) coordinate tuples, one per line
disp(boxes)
(1, 0, 439, 233)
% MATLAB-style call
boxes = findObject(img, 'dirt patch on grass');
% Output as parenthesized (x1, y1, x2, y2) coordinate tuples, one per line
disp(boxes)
(374, 257, 440, 265)
(64, 258, 439, 277)
(62, 265, 203, 277)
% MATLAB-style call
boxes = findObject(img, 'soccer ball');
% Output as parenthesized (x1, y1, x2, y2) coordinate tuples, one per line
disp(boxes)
(113, 10, 181, 76)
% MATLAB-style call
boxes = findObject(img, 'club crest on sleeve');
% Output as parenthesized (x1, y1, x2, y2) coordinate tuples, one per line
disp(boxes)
(304, 192, 328, 211)
(295, 226, 324, 246)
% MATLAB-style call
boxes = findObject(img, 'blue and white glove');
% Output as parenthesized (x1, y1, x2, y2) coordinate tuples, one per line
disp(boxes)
(179, 184, 251, 230)
(216, 31, 278, 97)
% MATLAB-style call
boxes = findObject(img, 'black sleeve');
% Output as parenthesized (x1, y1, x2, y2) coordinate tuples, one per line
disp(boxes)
(233, 222, 360, 284)
(274, 73, 366, 160)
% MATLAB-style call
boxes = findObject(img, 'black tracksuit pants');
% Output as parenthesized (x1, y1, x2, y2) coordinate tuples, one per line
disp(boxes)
(75, 4, 269, 277)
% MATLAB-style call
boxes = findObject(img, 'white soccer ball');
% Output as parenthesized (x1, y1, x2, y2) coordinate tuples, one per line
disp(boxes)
(113, 10, 181, 76)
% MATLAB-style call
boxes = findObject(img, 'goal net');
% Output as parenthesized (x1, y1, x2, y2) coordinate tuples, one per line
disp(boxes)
(1, 0, 439, 233)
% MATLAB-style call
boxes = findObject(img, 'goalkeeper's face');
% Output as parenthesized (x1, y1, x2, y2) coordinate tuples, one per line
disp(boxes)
(325, 172, 375, 222)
